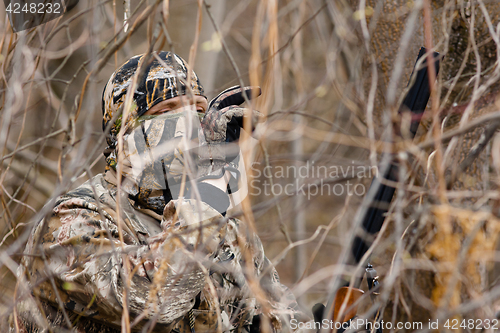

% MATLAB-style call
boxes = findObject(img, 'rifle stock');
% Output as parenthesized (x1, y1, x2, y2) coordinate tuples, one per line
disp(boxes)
(333, 287, 364, 322)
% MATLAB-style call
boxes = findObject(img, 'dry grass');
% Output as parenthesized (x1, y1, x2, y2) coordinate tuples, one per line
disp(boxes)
(0, 0, 500, 331)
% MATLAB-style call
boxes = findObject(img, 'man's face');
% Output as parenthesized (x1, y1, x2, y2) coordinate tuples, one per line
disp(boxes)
(144, 95, 208, 116)
(120, 94, 207, 205)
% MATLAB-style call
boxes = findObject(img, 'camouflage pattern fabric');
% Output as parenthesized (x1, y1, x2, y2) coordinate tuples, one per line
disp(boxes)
(102, 51, 205, 171)
(102, 51, 205, 214)
(121, 110, 203, 214)
(198, 86, 264, 192)
(12, 172, 304, 332)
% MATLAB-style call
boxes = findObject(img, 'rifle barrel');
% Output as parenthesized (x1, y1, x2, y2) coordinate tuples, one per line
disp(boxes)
(351, 47, 440, 277)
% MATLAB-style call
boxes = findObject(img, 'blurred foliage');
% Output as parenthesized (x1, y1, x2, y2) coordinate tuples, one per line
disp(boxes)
(0, 0, 500, 329)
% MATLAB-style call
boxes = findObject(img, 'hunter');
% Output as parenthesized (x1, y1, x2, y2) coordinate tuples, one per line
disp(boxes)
(12, 51, 305, 333)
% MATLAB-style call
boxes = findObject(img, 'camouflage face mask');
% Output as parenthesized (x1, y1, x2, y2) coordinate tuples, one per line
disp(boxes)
(102, 51, 205, 171)
(120, 109, 204, 213)
(102, 51, 205, 213)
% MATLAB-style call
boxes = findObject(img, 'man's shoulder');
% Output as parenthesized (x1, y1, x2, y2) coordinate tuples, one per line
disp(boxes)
(55, 173, 115, 209)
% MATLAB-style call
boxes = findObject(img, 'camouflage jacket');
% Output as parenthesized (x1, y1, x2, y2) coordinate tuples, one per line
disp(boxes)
(12, 172, 304, 333)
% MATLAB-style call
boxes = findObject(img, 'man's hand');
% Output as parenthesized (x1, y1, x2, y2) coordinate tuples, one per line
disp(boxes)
(202, 85, 264, 144)
(197, 86, 264, 191)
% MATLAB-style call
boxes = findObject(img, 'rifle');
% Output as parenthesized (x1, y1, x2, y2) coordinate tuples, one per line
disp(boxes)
(313, 47, 440, 331)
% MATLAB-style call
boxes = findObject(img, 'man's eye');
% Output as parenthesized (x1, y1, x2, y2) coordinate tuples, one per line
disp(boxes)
(196, 104, 206, 112)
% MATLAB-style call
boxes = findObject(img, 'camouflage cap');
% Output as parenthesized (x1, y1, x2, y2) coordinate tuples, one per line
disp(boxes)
(102, 51, 205, 169)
